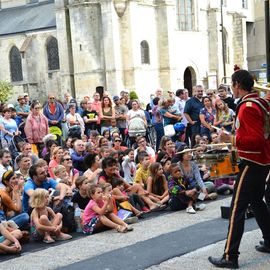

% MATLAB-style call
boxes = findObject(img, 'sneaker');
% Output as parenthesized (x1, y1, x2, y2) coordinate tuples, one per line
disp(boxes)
(186, 206, 196, 214)
(207, 192, 218, 200)
(195, 203, 206, 211)
(124, 216, 139, 224)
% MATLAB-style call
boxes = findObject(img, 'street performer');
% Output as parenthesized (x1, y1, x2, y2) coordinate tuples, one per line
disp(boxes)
(208, 69, 270, 269)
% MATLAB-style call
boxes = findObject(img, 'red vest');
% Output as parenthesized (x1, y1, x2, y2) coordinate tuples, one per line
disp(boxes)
(235, 93, 270, 165)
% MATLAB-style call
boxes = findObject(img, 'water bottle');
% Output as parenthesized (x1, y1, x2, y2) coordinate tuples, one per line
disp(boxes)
(74, 207, 82, 233)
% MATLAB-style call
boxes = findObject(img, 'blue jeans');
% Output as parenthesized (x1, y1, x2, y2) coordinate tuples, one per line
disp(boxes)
(8, 213, 29, 229)
(154, 122, 164, 151)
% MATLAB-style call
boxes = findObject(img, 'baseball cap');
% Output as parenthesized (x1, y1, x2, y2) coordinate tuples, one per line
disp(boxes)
(113, 96, 120, 102)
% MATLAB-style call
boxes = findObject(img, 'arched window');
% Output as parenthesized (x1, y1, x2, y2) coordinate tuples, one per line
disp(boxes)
(9, 46, 23, 82)
(46, 37, 60, 71)
(140, 40, 150, 64)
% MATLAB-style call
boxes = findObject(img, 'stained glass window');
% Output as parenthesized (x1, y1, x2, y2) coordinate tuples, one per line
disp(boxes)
(47, 37, 60, 71)
(9, 46, 23, 82)
(140, 41, 150, 64)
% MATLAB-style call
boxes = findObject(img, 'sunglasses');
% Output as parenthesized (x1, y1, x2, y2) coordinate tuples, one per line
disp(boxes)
(115, 140, 121, 142)
(49, 97, 55, 100)
(64, 158, 72, 161)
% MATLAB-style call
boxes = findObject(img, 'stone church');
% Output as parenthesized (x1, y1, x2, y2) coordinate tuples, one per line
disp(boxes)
(0, 0, 254, 103)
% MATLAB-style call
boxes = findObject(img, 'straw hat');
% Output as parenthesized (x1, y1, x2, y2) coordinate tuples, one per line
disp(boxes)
(176, 148, 194, 155)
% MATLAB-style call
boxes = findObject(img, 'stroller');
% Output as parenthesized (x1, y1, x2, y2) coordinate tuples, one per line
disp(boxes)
(3, 134, 26, 160)
(126, 116, 147, 147)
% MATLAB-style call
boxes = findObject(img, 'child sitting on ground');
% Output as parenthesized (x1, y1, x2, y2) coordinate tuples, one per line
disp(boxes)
(72, 176, 91, 210)
(167, 163, 198, 214)
(111, 179, 144, 217)
(134, 152, 150, 189)
(83, 184, 133, 234)
(147, 162, 169, 205)
(122, 149, 136, 184)
(0, 221, 22, 254)
(30, 188, 72, 243)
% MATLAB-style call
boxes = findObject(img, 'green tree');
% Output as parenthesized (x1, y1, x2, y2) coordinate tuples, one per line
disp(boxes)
(129, 90, 139, 100)
(0, 81, 13, 103)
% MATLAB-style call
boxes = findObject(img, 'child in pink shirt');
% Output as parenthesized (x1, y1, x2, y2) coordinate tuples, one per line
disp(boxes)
(83, 184, 133, 234)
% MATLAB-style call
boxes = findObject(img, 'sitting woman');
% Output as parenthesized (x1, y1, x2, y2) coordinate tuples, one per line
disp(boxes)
(147, 162, 169, 205)
(60, 153, 79, 185)
(156, 136, 175, 162)
(0, 171, 29, 229)
(178, 148, 217, 200)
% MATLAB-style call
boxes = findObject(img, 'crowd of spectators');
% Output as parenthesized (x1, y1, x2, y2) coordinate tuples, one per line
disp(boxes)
(0, 86, 237, 254)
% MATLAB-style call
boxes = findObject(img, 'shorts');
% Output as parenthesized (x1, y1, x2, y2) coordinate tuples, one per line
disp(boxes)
(0, 236, 5, 243)
(30, 222, 44, 241)
(83, 217, 99, 235)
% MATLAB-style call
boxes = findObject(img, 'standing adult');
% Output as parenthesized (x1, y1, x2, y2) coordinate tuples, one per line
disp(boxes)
(24, 101, 49, 155)
(113, 96, 128, 140)
(199, 96, 216, 139)
(83, 100, 98, 136)
(209, 70, 270, 268)
(184, 85, 204, 146)
(15, 95, 30, 120)
(0, 108, 19, 144)
(100, 96, 115, 134)
(151, 97, 164, 151)
(66, 104, 85, 138)
(218, 85, 236, 111)
(43, 94, 64, 144)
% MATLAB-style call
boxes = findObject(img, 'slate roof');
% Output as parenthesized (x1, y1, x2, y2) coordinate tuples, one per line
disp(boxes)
(0, 0, 56, 36)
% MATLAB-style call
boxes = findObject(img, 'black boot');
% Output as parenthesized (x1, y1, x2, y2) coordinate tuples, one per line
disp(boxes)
(208, 255, 239, 269)
(256, 242, 270, 253)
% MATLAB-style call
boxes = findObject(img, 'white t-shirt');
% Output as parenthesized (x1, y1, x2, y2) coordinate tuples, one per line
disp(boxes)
(127, 109, 145, 120)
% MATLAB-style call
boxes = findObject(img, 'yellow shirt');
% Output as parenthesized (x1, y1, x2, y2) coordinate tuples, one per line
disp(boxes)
(134, 166, 150, 188)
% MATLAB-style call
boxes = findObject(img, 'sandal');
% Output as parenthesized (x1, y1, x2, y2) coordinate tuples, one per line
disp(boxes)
(54, 233, 72, 241)
(125, 225, 134, 232)
(43, 238, 55, 244)
(116, 225, 127, 233)
(136, 212, 144, 218)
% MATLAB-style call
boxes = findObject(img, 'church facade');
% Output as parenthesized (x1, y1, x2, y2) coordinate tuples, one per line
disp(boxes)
(0, 0, 254, 103)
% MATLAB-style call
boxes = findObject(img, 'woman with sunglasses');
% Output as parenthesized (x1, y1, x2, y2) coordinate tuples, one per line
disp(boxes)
(24, 101, 49, 156)
(60, 153, 79, 185)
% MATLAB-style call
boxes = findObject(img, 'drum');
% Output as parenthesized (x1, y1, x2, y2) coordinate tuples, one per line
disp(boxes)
(209, 154, 239, 178)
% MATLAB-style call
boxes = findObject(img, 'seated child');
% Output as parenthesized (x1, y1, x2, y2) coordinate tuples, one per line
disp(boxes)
(83, 184, 133, 234)
(134, 152, 150, 189)
(72, 176, 91, 210)
(122, 149, 136, 184)
(160, 156, 171, 180)
(168, 163, 198, 214)
(111, 179, 144, 217)
(147, 162, 169, 205)
(0, 221, 22, 254)
(30, 188, 72, 243)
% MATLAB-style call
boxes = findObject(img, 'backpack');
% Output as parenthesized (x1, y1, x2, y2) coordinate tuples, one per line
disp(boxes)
(236, 97, 270, 139)
(53, 201, 76, 233)
(128, 116, 146, 137)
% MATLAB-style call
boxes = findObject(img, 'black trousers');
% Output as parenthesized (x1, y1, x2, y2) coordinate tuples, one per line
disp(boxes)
(224, 160, 270, 260)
